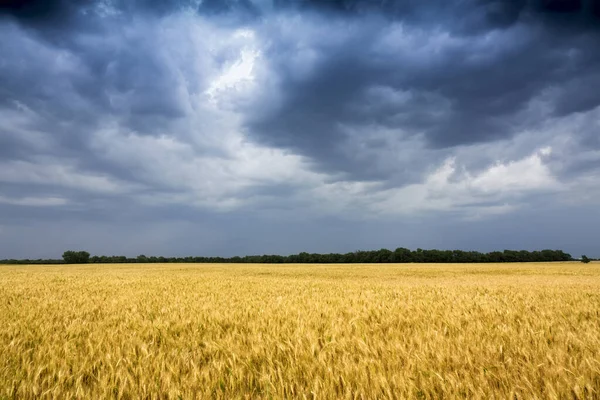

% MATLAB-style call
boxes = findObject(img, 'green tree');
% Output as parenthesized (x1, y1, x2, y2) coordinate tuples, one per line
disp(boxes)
(581, 255, 591, 264)
(62, 251, 90, 264)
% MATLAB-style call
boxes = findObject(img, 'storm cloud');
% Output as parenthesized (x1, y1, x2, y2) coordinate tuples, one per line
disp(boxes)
(0, 0, 599, 258)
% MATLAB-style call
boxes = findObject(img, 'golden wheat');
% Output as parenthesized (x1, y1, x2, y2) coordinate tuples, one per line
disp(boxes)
(1, 262, 599, 399)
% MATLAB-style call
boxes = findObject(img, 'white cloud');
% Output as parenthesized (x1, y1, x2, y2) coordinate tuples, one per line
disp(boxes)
(302, 147, 560, 219)
(468, 147, 556, 193)
(205, 29, 260, 101)
(375, 147, 558, 216)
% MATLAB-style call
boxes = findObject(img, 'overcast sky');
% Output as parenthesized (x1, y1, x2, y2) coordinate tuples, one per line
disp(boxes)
(1, 0, 599, 259)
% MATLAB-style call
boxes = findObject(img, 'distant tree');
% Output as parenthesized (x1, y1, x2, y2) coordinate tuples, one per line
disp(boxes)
(393, 247, 412, 263)
(374, 249, 393, 263)
(2, 247, 574, 265)
(581, 255, 591, 264)
(62, 251, 90, 264)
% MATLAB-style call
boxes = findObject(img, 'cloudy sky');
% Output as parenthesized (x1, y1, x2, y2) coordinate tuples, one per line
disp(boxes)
(1, 0, 599, 259)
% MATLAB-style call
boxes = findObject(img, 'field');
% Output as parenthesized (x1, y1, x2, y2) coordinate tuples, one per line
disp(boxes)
(1, 262, 599, 399)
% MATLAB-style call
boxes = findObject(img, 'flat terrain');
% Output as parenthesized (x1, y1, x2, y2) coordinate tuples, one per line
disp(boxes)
(1, 262, 599, 399)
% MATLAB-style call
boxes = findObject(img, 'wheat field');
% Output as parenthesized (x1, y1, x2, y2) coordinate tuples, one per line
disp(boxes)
(1, 262, 599, 399)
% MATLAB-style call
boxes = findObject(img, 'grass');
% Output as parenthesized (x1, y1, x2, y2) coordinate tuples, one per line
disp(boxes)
(1, 262, 599, 399)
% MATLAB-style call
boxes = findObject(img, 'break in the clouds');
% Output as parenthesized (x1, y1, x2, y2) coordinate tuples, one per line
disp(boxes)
(0, 0, 599, 258)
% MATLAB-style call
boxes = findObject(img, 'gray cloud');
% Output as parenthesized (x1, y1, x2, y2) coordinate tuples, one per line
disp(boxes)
(239, 1, 600, 181)
(0, 0, 599, 258)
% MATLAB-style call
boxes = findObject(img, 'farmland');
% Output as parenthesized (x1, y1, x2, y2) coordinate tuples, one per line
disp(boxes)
(1, 262, 599, 399)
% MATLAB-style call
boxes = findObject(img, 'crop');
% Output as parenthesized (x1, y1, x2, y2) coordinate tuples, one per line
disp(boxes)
(1, 262, 599, 399)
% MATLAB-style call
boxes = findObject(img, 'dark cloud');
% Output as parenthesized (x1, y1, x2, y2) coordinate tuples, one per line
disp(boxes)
(3, 0, 599, 181)
(274, 0, 600, 33)
(3, 0, 599, 29)
(0, 0, 84, 22)
(0, 11, 198, 181)
(233, 0, 600, 180)
(198, 0, 260, 16)
(0, 0, 191, 21)
(1, 0, 600, 258)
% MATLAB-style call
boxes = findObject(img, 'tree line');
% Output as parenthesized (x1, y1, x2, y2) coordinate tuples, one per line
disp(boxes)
(0, 248, 582, 265)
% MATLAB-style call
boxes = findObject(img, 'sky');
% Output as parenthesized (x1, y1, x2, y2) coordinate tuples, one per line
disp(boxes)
(0, 0, 599, 259)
